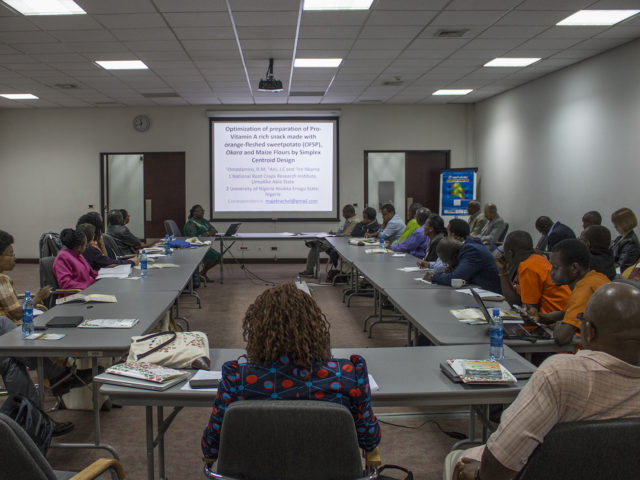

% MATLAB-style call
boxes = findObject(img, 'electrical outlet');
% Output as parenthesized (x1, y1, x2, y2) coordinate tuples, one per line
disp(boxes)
(271, 246, 277, 251)
(240, 246, 248, 250)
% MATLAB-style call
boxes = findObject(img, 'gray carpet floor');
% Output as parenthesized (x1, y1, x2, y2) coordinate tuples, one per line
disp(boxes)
(5, 261, 474, 480)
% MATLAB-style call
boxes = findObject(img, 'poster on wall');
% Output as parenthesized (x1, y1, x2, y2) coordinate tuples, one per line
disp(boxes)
(439, 168, 478, 216)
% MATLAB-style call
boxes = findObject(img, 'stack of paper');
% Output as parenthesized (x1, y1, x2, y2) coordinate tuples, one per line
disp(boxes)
(78, 318, 139, 328)
(95, 361, 189, 391)
(447, 359, 516, 385)
(97, 264, 132, 279)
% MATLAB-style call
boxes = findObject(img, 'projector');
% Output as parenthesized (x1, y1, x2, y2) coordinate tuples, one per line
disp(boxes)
(258, 76, 283, 92)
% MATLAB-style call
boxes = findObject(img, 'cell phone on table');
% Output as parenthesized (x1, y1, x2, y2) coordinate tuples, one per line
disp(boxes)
(34, 325, 47, 331)
(189, 378, 220, 389)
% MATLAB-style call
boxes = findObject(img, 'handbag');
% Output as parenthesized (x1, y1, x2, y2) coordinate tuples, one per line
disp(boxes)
(128, 331, 211, 370)
(0, 394, 54, 455)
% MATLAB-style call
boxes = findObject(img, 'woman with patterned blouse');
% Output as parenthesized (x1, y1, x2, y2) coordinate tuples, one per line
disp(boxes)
(201, 282, 381, 464)
(183, 204, 221, 281)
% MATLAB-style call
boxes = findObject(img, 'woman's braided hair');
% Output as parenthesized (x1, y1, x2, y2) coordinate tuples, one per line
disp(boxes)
(243, 282, 331, 369)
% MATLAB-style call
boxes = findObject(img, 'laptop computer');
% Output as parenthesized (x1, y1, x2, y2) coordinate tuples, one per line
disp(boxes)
(470, 288, 550, 341)
(215, 223, 241, 237)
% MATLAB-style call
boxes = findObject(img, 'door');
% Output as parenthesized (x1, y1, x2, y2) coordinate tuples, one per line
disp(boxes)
(404, 151, 450, 217)
(143, 152, 186, 238)
(101, 152, 186, 240)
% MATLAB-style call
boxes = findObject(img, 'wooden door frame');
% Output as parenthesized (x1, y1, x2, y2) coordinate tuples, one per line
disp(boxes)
(363, 150, 451, 207)
(99, 151, 185, 238)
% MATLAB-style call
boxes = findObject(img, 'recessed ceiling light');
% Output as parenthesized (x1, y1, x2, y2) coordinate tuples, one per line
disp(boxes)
(484, 57, 541, 67)
(95, 60, 149, 70)
(294, 58, 342, 68)
(0, 93, 38, 100)
(3, 0, 85, 15)
(433, 89, 473, 96)
(557, 10, 639, 26)
(303, 0, 374, 11)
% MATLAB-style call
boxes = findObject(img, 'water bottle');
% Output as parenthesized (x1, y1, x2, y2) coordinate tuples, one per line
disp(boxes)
(22, 291, 34, 337)
(379, 229, 385, 248)
(164, 235, 171, 256)
(140, 249, 148, 277)
(489, 307, 504, 360)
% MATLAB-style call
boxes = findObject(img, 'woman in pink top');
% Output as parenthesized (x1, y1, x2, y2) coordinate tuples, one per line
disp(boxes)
(53, 228, 98, 291)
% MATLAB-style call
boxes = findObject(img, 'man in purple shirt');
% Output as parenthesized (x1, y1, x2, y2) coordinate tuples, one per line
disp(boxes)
(390, 207, 430, 258)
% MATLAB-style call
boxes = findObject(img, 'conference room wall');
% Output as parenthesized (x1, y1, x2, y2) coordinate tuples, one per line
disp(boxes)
(0, 104, 470, 259)
(474, 38, 640, 239)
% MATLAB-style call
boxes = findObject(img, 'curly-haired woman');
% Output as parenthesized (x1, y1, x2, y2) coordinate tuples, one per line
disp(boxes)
(52, 228, 97, 292)
(201, 282, 381, 464)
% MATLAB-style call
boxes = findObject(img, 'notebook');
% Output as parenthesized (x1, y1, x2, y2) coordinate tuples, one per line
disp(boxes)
(45, 316, 84, 328)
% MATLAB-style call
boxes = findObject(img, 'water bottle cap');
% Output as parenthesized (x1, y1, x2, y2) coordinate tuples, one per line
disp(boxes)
(25, 291, 31, 296)
(142, 249, 146, 253)
(493, 308, 500, 316)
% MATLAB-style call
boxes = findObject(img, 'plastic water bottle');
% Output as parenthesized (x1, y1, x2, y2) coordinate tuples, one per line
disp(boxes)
(22, 291, 34, 337)
(489, 307, 504, 360)
(140, 249, 148, 277)
(164, 235, 171, 256)
(379, 229, 385, 248)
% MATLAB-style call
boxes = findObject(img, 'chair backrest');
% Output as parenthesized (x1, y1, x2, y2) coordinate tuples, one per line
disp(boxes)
(516, 418, 640, 480)
(38, 232, 61, 259)
(497, 222, 509, 243)
(164, 219, 182, 237)
(102, 233, 122, 259)
(38, 257, 58, 309)
(0, 413, 57, 480)
(216, 400, 364, 480)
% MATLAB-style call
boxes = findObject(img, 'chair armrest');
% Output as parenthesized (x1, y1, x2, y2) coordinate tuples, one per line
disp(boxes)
(55, 289, 82, 294)
(35, 304, 48, 312)
(69, 458, 126, 480)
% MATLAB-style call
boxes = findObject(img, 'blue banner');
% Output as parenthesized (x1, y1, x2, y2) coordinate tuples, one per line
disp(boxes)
(440, 169, 477, 216)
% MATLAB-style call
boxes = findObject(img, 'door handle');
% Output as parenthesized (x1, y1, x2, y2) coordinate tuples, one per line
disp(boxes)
(145, 199, 152, 222)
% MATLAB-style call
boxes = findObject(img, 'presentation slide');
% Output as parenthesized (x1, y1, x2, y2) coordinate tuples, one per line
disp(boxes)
(210, 117, 339, 221)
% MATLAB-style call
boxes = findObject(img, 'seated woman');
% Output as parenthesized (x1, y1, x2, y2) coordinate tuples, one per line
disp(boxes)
(183, 204, 221, 281)
(610, 207, 640, 272)
(77, 211, 107, 256)
(76, 223, 138, 271)
(390, 207, 431, 258)
(417, 214, 447, 267)
(201, 282, 381, 464)
(52, 228, 97, 291)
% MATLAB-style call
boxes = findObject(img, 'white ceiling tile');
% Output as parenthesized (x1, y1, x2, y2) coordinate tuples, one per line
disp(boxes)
(517, 37, 584, 50)
(597, 25, 640, 38)
(76, 0, 156, 13)
(0, 31, 57, 43)
(573, 37, 630, 50)
(136, 51, 191, 61)
(27, 15, 103, 30)
(409, 38, 470, 50)
(431, 11, 505, 26)
(65, 42, 130, 54)
(0, 54, 39, 63)
(233, 11, 298, 26)
(320, 95, 358, 103)
(298, 26, 361, 38)
(0, 45, 20, 54)
(348, 50, 398, 59)
(150, 97, 188, 105)
(125, 40, 185, 52)
(287, 96, 322, 104)
(50, 29, 116, 42)
(516, 0, 595, 9)
(590, 0, 640, 7)
(359, 25, 424, 39)
(111, 28, 177, 41)
(463, 38, 524, 50)
(497, 11, 576, 26)
(95, 14, 167, 29)
(446, 0, 522, 9)
(241, 39, 295, 50)
(13, 43, 72, 54)
(173, 27, 236, 40)
(297, 38, 353, 50)
(352, 38, 413, 50)
(478, 25, 549, 38)
(164, 12, 232, 27)
(0, 17, 38, 32)
(154, 0, 227, 12)
(376, 0, 448, 10)
(181, 39, 238, 51)
(230, 0, 300, 11)
(537, 26, 610, 39)
(34, 52, 90, 62)
(368, 11, 439, 26)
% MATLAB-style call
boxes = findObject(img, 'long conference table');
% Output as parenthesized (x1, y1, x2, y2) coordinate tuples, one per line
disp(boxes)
(101, 345, 536, 480)
(0, 244, 209, 458)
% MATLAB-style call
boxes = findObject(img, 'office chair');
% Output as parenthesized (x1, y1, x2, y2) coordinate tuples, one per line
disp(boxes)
(496, 222, 509, 244)
(0, 412, 125, 480)
(38, 256, 81, 310)
(164, 219, 182, 237)
(204, 400, 372, 480)
(38, 232, 62, 258)
(101, 233, 123, 260)
(516, 418, 640, 479)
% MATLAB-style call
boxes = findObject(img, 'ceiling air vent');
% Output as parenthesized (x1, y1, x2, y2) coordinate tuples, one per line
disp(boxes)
(434, 29, 469, 38)
(383, 76, 404, 86)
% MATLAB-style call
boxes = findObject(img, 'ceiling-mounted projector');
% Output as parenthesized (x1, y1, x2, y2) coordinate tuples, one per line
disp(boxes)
(258, 58, 283, 92)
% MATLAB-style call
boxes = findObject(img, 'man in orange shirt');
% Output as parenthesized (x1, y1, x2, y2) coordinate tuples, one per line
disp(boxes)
(539, 239, 610, 346)
(496, 231, 570, 318)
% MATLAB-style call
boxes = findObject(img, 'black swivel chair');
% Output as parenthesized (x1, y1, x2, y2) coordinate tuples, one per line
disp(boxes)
(516, 418, 640, 479)
(204, 400, 373, 480)
(164, 219, 182, 237)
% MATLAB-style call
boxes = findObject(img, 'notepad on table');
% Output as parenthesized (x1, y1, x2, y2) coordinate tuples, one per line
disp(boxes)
(56, 293, 117, 305)
(78, 318, 139, 328)
(365, 248, 387, 254)
(97, 264, 132, 279)
(446, 359, 516, 385)
(96, 361, 189, 391)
